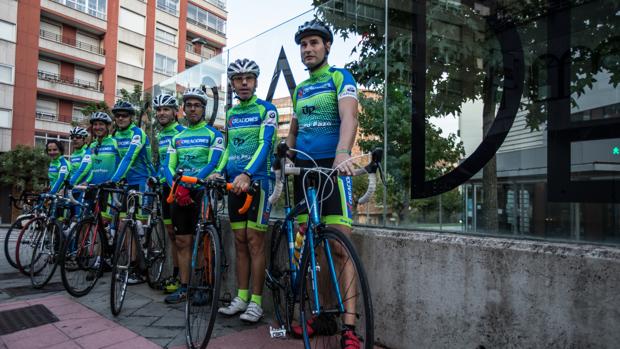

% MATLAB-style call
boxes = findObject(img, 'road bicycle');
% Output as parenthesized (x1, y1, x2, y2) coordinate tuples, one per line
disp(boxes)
(266, 142, 382, 349)
(4, 192, 43, 270)
(168, 170, 257, 349)
(110, 177, 167, 315)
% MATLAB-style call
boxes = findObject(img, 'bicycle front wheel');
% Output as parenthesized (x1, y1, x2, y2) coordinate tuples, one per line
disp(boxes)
(15, 217, 46, 276)
(110, 221, 134, 316)
(30, 221, 62, 288)
(186, 226, 221, 349)
(60, 217, 104, 297)
(4, 214, 34, 269)
(146, 218, 166, 289)
(299, 228, 374, 349)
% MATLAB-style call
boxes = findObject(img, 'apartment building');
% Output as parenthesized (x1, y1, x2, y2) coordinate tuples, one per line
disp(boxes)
(3, 0, 227, 153)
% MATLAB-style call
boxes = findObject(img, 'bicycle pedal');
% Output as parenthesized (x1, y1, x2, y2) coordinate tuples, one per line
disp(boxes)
(269, 326, 287, 339)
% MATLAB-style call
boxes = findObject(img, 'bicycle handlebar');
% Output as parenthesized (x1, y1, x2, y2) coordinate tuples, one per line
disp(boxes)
(167, 170, 258, 214)
(269, 142, 383, 205)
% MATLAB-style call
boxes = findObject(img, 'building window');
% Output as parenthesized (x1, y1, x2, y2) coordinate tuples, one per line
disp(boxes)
(157, 0, 179, 16)
(72, 104, 87, 123)
(155, 53, 176, 76)
(36, 98, 59, 121)
(116, 76, 142, 97)
(0, 20, 16, 42)
(50, 0, 107, 20)
(35, 132, 71, 153)
(119, 7, 145, 35)
(117, 43, 144, 67)
(0, 109, 11, 128)
(0, 64, 14, 85)
(38, 59, 60, 74)
(155, 23, 177, 46)
(187, 4, 226, 35)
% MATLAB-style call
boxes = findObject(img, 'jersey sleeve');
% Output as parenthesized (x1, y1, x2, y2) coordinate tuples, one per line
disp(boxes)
(244, 104, 278, 176)
(333, 68, 358, 101)
(196, 127, 225, 179)
(111, 129, 145, 182)
(69, 148, 93, 185)
(215, 142, 229, 176)
(164, 136, 179, 187)
(50, 158, 69, 194)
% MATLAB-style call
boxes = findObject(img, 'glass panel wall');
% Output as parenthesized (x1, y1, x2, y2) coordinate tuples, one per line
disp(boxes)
(146, 0, 620, 245)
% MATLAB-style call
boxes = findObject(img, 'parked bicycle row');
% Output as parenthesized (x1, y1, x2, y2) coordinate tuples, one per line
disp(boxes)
(3, 20, 383, 349)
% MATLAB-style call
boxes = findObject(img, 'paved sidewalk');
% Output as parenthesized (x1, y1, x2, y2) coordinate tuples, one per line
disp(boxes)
(0, 227, 303, 348)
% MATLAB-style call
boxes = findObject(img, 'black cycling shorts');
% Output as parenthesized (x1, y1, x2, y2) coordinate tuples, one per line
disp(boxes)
(228, 179, 273, 232)
(170, 188, 204, 235)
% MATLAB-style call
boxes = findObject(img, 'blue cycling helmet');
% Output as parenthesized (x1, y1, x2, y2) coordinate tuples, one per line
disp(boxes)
(111, 100, 136, 115)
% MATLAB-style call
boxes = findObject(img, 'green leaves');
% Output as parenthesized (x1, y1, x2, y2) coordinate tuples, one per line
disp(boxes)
(0, 145, 50, 192)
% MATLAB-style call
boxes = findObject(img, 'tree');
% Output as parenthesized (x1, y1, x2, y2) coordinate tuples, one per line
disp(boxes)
(0, 145, 49, 192)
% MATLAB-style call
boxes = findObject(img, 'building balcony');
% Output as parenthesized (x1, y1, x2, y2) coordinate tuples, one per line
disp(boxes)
(39, 30, 105, 68)
(186, 18, 226, 47)
(37, 70, 104, 102)
(41, 0, 107, 33)
(189, 0, 227, 18)
(156, 0, 178, 16)
(34, 112, 73, 134)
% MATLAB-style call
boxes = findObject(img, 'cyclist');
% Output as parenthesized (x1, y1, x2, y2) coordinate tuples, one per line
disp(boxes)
(153, 93, 185, 294)
(70, 112, 121, 187)
(214, 59, 278, 323)
(287, 20, 361, 348)
(46, 140, 69, 195)
(69, 127, 89, 175)
(163, 87, 224, 304)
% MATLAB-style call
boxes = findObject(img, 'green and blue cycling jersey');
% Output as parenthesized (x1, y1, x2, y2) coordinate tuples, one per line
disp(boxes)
(164, 120, 224, 187)
(216, 95, 278, 181)
(157, 121, 185, 182)
(292, 64, 358, 160)
(70, 146, 87, 175)
(48, 155, 70, 194)
(111, 123, 156, 185)
(69, 135, 121, 185)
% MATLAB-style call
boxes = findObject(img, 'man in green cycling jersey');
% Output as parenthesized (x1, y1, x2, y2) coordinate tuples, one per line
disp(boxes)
(287, 20, 361, 348)
(46, 140, 69, 195)
(153, 93, 185, 293)
(163, 87, 224, 304)
(214, 59, 278, 323)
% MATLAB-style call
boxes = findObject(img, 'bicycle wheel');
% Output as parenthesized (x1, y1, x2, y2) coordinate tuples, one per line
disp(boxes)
(30, 221, 62, 288)
(268, 220, 296, 332)
(15, 217, 46, 276)
(145, 218, 166, 289)
(4, 214, 34, 269)
(186, 225, 221, 349)
(110, 221, 134, 316)
(299, 228, 374, 349)
(60, 217, 104, 297)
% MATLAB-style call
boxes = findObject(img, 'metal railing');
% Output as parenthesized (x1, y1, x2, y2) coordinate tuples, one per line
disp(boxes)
(204, 0, 226, 10)
(38, 70, 103, 92)
(39, 29, 105, 55)
(35, 111, 58, 121)
(186, 17, 225, 36)
(50, 0, 107, 20)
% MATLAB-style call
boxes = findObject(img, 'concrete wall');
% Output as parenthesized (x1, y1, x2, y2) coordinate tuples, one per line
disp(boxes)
(211, 220, 620, 348)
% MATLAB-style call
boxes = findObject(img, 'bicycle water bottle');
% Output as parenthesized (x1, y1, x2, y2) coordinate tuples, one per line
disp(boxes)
(293, 225, 307, 268)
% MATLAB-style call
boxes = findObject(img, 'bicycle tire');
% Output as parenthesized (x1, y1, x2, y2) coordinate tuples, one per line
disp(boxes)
(15, 217, 46, 276)
(60, 217, 104, 297)
(268, 220, 296, 332)
(30, 221, 62, 288)
(110, 221, 133, 316)
(186, 225, 221, 349)
(146, 218, 166, 289)
(298, 228, 374, 349)
(4, 214, 34, 269)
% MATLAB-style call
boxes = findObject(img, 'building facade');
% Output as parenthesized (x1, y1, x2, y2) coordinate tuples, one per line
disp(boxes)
(0, 0, 226, 153)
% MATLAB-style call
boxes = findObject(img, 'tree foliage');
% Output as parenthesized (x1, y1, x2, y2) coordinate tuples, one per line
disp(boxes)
(0, 145, 49, 192)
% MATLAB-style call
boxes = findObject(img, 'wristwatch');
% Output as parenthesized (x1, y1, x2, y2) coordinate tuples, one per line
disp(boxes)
(242, 171, 252, 179)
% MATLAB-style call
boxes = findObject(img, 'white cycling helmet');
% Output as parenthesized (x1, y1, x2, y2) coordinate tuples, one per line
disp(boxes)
(182, 87, 208, 106)
(153, 93, 178, 109)
(69, 126, 89, 138)
(89, 111, 112, 125)
(227, 58, 260, 80)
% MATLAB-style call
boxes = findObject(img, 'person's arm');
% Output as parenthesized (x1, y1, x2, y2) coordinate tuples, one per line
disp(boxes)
(213, 143, 229, 177)
(197, 128, 225, 179)
(49, 159, 69, 194)
(111, 130, 145, 182)
(333, 70, 359, 175)
(69, 148, 93, 186)
(164, 140, 178, 187)
(286, 88, 300, 159)
(244, 107, 278, 176)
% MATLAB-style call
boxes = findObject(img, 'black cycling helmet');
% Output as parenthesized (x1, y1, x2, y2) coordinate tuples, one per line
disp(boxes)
(111, 100, 136, 115)
(294, 20, 334, 45)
